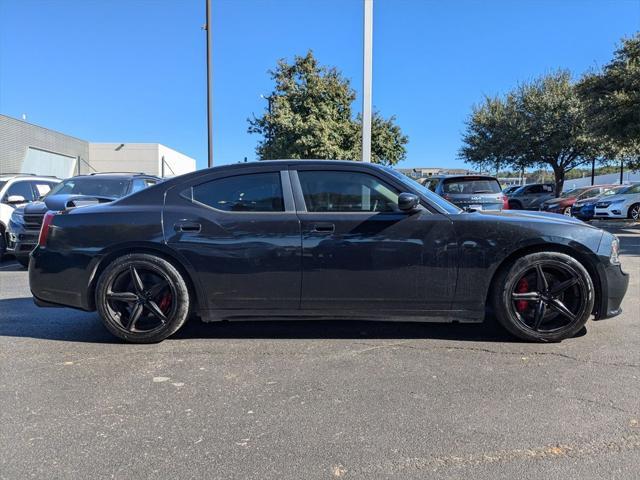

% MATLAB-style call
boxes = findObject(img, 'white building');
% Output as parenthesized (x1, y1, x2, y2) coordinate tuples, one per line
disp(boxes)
(0, 114, 196, 178)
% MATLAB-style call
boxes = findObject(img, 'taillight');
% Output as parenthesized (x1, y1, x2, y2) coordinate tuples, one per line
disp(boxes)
(38, 211, 56, 247)
(502, 194, 509, 210)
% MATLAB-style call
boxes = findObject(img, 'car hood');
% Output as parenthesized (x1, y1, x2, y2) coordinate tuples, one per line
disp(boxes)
(23, 194, 117, 214)
(574, 195, 601, 206)
(471, 208, 594, 227)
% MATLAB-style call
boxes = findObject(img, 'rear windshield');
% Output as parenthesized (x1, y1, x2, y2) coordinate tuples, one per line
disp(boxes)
(442, 177, 501, 194)
(47, 178, 129, 198)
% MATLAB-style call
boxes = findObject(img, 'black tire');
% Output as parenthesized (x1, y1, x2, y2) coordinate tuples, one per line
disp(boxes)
(16, 255, 30, 268)
(491, 252, 594, 342)
(628, 203, 640, 221)
(95, 253, 191, 343)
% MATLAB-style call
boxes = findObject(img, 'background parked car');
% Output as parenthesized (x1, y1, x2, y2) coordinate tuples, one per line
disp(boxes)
(0, 174, 60, 260)
(6, 172, 160, 267)
(594, 183, 640, 220)
(540, 185, 613, 216)
(571, 185, 627, 221)
(420, 175, 507, 211)
(506, 183, 555, 210)
(502, 185, 521, 195)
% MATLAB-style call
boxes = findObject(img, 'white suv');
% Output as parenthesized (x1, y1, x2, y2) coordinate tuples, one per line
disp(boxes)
(593, 183, 640, 220)
(0, 174, 61, 259)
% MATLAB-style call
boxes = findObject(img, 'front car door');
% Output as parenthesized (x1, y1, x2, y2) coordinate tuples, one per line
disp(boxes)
(163, 167, 301, 312)
(291, 165, 457, 313)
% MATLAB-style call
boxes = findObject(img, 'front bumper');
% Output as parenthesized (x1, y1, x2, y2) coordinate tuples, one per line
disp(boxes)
(594, 262, 629, 320)
(5, 229, 38, 258)
(594, 207, 625, 219)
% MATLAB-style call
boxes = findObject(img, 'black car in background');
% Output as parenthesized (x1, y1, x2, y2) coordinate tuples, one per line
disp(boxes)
(29, 161, 627, 344)
(421, 175, 507, 211)
(7, 173, 160, 267)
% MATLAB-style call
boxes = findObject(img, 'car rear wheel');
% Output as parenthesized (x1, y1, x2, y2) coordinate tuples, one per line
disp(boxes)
(491, 252, 594, 342)
(628, 203, 640, 221)
(95, 253, 191, 343)
(563, 206, 572, 216)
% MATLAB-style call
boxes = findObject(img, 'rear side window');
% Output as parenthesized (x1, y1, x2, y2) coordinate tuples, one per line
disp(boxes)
(442, 178, 501, 194)
(298, 170, 399, 212)
(192, 172, 284, 212)
(32, 181, 56, 198)
(130, 178, 157, 193)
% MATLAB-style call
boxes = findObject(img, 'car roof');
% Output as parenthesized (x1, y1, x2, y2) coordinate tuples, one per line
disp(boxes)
(0, 174, 60, 181)
(66, 172, 160, 180)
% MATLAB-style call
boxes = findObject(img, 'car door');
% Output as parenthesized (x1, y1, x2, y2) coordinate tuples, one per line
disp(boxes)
(163, 167, 301, 311)
(291, 165, 457, 312)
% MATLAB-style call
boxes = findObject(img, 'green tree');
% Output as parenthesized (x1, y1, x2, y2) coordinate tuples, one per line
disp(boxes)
(460, 71, 600, 194)
(578, 33, 640, 165)
(248, 51, 407, 165)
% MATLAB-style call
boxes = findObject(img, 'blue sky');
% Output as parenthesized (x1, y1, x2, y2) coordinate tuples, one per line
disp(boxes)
(1, 0, 638, 170)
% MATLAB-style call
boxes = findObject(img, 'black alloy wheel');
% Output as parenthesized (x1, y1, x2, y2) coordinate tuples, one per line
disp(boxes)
(492, 252, 594, 342)
(96, 254, 190, 343)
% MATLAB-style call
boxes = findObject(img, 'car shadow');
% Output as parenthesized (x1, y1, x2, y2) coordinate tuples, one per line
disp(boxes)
(0, 296, 545, 344)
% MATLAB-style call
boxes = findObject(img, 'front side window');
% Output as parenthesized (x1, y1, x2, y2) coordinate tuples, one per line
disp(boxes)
(3, 181, 34, 202)
(192, 172, 284, 212)
(298, 170, 399, 213)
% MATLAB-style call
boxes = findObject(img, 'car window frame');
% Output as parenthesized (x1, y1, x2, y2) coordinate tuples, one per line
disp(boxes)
(180, 169, 294, 215)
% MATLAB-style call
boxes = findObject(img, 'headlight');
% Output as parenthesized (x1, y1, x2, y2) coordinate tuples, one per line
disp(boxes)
(610, 236, 621, 265)
(9, 211, 25, 226)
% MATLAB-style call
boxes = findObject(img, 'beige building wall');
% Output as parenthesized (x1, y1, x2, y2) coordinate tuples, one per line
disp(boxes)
(88, 143, 196, 177)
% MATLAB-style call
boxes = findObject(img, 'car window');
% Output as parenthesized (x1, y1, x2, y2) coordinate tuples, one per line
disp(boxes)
(298, 170, 400, 213)
(426, 179, 438, 192)
(130, 178, 157, 193)
(191, 172, 284, 212)
(3, 181, 35, 202)
(442, 178, 501, 194)
(623, 184, 640, 195)
(48, 177, 130, 198)
(527, 185, 543, 194)
(32, 181, 56, 198)
(542, 185, 554, 193)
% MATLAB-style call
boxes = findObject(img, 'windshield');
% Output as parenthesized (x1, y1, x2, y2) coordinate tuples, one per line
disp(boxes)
(382, 166, 462, 214)
(618, 184, 640, 195)
(560, 187, 589, 198)
(442, 177, 501, 194)
(47, 177, 129, 198)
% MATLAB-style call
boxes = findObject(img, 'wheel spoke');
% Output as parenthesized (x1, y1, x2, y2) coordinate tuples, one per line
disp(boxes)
(147, 280, 168, 299)
(145, 300, 168, 323)
(548, 298, 577, 321)
(126, 303, 144, 331)
(512, 292, 541, 301)
(533, 300, 547, 330)
(130, 266, 145, 294)
(106, 291, 138, 303)
(535, 264, 549, 291)
(549, 276, 579, 296)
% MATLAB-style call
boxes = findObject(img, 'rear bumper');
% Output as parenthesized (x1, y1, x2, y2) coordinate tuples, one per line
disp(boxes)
(594, 262, 629, 320)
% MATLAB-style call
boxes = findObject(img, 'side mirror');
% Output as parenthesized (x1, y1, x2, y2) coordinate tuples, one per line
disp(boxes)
(6, 195, 27, 205)
(398, 192, 420, 212)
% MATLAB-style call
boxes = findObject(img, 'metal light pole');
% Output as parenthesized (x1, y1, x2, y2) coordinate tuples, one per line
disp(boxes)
(205, 0, 213, 167)
(361, 0, 373, 163)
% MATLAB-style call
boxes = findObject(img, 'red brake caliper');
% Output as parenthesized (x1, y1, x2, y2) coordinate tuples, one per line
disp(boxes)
(516, 277, 529, 313)
(158, 291, 172, 313)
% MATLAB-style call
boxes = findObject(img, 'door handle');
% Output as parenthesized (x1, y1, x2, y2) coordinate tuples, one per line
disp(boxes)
(174, 221, 201, 233)
(311, 223, 335, 233)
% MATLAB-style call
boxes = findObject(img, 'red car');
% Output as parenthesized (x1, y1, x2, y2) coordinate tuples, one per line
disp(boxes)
(539, 185, 614, 216)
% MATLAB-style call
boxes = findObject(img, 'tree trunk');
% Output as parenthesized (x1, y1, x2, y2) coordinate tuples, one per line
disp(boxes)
(552, 167, 565, 196)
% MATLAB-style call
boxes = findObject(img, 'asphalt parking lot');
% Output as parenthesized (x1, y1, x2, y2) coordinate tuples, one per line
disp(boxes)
(1, 223, 639, 479)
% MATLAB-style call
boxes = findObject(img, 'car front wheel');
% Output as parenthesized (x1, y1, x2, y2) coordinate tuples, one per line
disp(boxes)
(491, 252, 594, 342)
(628, 203, 640, 221)
(95, 253, 191, 343)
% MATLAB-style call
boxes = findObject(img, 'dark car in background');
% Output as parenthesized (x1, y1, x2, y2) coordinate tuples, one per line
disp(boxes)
(421, 175, 507, 211)
(540, 185, 613, 216)
(571, 185, 626, 221)
(502, 185, 521, 195)
(507, 183, 555, 210)
(6, 172, 160, 267)
(29, 160, 628, 344)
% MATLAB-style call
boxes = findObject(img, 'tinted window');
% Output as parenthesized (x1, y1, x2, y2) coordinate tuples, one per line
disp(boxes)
(130, 178, 157, 193)
(527, 185, 543, 194)
(48, 177, 129, 198)
(4, 181, 34, 202)
(442, 178, 501, 194)
(192, 172, 284, 212)
(298, 171, 399, 212)
(624, 184, 640, 194)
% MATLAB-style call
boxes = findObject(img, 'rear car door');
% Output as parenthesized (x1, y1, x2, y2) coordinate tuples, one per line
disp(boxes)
(291, 165, 457, 312)
(163, 167, 301, 311)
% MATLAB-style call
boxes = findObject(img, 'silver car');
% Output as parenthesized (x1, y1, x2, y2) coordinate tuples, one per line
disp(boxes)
(507, 183, 555, 210)
(594, 183, 640, 220)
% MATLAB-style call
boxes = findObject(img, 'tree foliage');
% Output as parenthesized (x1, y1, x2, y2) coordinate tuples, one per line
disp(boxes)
(460, 71, 600, 194)
(578, 32, 640, 166)
(248, 51, 408, 165)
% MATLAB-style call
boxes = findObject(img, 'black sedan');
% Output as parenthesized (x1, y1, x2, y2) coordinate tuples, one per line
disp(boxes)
(29, 161, 628, 343)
